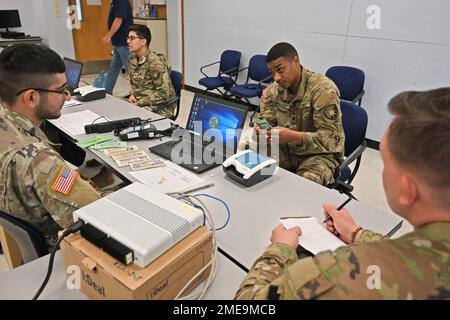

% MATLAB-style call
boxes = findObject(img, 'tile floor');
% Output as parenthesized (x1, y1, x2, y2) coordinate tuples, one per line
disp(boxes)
(0, 73, 412, 273)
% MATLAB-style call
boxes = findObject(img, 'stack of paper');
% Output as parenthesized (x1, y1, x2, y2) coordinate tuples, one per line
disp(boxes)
(49, 110, 104, 137)
(280, 216, 346, 255)
(130, 161, 208, 194)
(62, 99, 82, 108)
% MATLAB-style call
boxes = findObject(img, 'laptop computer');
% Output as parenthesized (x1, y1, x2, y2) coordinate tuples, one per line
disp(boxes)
(63, 57, 83, 94)
(150, 93, 248, 173)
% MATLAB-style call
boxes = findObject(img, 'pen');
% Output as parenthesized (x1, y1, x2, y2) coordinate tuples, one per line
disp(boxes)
(323, 197, 352, 224)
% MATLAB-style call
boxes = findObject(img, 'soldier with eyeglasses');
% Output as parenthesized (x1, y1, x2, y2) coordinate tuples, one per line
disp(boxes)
(0, 44, 101, 249)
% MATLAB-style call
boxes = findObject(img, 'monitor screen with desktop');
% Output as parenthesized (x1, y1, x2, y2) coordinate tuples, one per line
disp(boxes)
(63, 57, 84, 93)
(0, 10, 24, 39)
(186, 94, 247, 146)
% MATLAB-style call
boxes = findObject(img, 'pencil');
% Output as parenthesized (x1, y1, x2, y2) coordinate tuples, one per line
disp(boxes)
(323, 197, 352, 224)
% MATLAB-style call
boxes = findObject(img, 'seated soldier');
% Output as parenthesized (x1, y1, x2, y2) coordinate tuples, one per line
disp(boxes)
(0, 44, 101, 248)
(236, 88, 450, 300)
(256, 42, 345, 186)
(126, 24, 177, 118)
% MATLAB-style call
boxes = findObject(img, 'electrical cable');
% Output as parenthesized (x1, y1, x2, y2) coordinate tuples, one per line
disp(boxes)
(173, 194, 218, 300)
(32, 220, 85, 300)
(194, 194, 231, 231)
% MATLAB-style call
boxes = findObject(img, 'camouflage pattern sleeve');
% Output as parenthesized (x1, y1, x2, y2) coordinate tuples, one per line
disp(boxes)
(234, 243, 298, 300)
(13, 146, 101, 228)
(356, 229, 385, 243)
(236, 235, 450, 300)
(136, 63, 173, 108)
(290, 89, 345, 156)
(258, 86, 278, 127)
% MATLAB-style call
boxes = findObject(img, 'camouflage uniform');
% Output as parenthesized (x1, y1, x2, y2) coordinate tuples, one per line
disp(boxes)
(0, 106, 101, 248)
(258, 67, 345, 185)
(235, 222, 450, 300)
(128, 50, 177, 118)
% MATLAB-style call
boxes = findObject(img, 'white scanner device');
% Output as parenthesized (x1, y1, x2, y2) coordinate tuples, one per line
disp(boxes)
(74, 85, 106, 102)
(223, 149, 277, 187)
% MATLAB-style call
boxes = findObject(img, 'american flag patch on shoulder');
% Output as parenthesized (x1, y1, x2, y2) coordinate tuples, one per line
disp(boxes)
(52, 166, 78, 195)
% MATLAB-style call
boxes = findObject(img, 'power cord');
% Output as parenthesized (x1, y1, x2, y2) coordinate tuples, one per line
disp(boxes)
(32, 219, 85, 300)
(173, 194, 219, 300)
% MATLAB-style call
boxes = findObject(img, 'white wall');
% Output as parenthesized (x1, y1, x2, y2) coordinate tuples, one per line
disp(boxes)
(182, 0, 450, 141)
(0, 0, 75, 59)
(166, 0, 182, 71)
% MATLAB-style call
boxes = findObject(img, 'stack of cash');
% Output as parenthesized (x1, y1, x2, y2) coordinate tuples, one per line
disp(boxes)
(77, 136, 164, 171)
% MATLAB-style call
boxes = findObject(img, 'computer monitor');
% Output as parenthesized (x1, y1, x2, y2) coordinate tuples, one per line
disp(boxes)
(186, 93, 248, 148)
(0, 10, 21, 30)
(63, 57, 83, 93)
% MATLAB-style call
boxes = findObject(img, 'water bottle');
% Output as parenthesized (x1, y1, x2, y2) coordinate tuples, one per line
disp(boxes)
(150, 6, 156, 18)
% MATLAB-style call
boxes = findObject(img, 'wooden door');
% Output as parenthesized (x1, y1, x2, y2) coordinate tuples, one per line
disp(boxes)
(69, 0, 112, 61)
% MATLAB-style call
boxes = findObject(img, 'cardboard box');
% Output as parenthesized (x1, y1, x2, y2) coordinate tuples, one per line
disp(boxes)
(60, 227, 213, 300)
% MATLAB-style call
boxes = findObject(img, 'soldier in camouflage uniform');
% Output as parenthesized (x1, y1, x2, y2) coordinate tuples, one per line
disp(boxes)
(255, 42, 344, 185)
(0, 44, 101, 248)
(126, 24, 177, 118)
(236, 88, 450, 300)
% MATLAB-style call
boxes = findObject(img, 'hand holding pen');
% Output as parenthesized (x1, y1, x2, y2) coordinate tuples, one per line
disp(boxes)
(323, 197, 352, 223)
(322, 198, 361, 243)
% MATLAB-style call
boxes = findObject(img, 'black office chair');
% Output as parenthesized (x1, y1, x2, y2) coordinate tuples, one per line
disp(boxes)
(198, 50, 241, 96)
(327, 100, 368, 198)
(0, 211, 49, 266)
(326, 66, 365, 106)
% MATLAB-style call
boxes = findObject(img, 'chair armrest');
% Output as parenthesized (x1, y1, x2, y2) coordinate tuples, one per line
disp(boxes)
(352, 90, 365, 104)
(153, 96, 180, 113)
(219, 66, 240, 77)
(337, 140, 367, 173)
(257, 74, 273, 86)
(200, 61, 220, 77)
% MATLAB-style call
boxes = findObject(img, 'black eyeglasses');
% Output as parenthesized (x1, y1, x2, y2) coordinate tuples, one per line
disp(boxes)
(15, 86, 70, 96)
(126, 35, 144, 41)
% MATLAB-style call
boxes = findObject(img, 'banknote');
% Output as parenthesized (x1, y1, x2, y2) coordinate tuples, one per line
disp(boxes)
(129, 159, 165, 171)
(115, 155, 151, 167)
(112, 150, 147, 161)
(103, 145, 139, 157)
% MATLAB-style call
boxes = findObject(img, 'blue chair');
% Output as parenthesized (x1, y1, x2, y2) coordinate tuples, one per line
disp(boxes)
(229, 54, 272, 107)
(169, 70, 182, 121)
(154, 70, 183, 121)
(327, 100, 368, 198)
(198, 50, 241, 96)
(0, 211, 49, 267)
(326, 66, 365, 106)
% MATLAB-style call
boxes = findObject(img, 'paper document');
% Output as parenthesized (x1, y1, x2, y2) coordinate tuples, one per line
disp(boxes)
(62, 98, 82, 108)
(130, 160, 208, 194)
(280, 217, 346, 255)
(49, 110, 105, 137)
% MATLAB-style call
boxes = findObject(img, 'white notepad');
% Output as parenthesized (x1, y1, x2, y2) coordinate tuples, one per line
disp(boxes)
(130, 160, 209, 194)
(280, 216, 346, 255)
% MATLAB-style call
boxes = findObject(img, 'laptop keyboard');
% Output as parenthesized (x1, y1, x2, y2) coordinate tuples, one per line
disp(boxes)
(166, 138, 221, 158)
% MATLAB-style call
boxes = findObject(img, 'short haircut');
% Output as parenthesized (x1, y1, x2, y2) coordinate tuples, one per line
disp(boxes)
(387, 88, 450, 194)
(267, 42, 298, 63)
(0, 43, 65, 105)
(128, 24, 152, 47)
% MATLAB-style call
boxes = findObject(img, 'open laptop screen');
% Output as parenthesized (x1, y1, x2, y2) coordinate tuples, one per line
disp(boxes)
(63, 57, 83, 92)
(186, 93, 248, 148)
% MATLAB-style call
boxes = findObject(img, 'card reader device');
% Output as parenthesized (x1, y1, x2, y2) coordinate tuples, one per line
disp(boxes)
(74, 85, 106, 102)
(223, 149, 277, 187)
